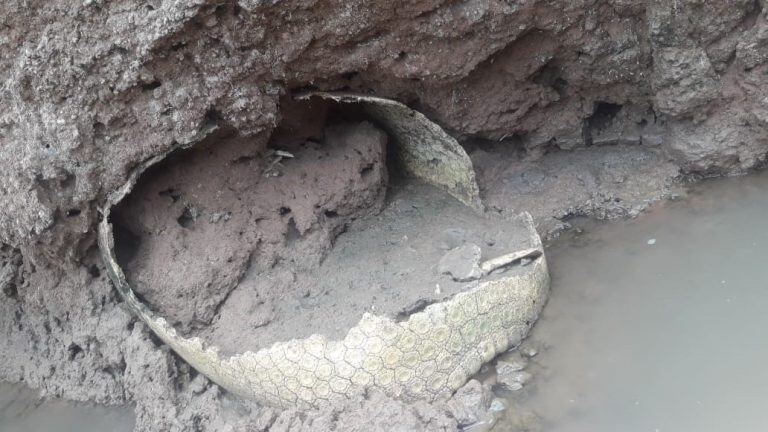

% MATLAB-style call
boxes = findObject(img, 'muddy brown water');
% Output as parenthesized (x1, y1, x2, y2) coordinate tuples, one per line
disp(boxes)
(0, 382, 134, 432)
(493, 170, 768, 431)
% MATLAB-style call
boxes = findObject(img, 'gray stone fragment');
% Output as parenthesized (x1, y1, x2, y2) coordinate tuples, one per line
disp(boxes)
(489, 398, 507, 413)
(447, 379, 493, 427)
(520, 341, 541, 358)
(497, 370, 533, 391)
(253, 408, 277, 431)
(438, 243, 483, 281)
(497, 352, 528, 373)
(442, 228, 468, 250)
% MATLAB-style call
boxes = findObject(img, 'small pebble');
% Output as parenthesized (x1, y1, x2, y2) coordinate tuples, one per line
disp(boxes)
(497, 352, 528, 372)
(497, 369, 533, 391)
(513, 371, 533, 385)
(501, 381, 523, 391)
(489, 398, 507, 412)
(520, 344, 539, 358)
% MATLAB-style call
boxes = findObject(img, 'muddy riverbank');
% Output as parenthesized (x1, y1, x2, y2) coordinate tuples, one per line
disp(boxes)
(9, 161, 768, 431)
(3, 1, 768, 430)
(0, 139, 680, 430)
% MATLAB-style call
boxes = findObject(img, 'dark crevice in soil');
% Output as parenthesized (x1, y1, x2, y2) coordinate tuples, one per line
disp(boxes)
(532, 62, 568, 98)
(742, 0, 764, 31)
(141, 80, 162, 92)
(584, 101, 624, 146)
(111, 219, 141, 266)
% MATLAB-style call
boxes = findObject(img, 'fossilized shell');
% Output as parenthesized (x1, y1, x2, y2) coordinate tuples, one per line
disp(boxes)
(98, 98, 549, 409)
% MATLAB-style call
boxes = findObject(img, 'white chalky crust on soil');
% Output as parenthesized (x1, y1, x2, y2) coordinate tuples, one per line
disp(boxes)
(97, 124, 549, 410)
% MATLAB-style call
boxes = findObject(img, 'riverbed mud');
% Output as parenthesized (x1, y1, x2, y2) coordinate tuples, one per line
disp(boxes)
(3, 1, 768, 431)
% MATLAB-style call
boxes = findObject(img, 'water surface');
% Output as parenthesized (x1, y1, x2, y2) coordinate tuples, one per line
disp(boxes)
(509, 171, 768, 431)
(0, 382, 134, 432)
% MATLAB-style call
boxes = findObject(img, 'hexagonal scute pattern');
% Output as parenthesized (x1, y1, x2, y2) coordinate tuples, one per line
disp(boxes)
(216, 260, 546, 408)
(105, 231, 548, 407)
